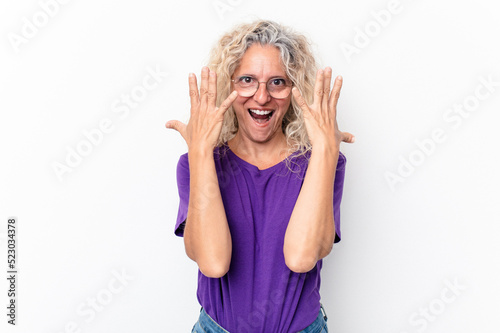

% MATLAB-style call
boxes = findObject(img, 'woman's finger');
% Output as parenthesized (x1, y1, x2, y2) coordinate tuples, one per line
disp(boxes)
(313, 69, 325, 109)
(292, 87, 310, 115)
(165, 120, 188, 142)
(341, 131, 356, 143)
(328, 75, 343, 117)
(207, 71, 217, 109)
(199, 67, 210, 109)
(322, 67, 332, 115)
(188, 73, 199, 110)
(217, 90, 238, 116)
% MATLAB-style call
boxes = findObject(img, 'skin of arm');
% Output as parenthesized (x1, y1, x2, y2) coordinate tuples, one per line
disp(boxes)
(284, 144, 339, 273)
(284, 67, 354, 273)
(184, 147, 232, 278)
(166, 67, 238, 278)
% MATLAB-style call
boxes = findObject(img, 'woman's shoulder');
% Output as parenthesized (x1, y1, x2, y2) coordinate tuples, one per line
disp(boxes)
(289, 148, 346, 170)
(177, 152, 189, 168)
(176, 145, 230, 171)
(213, 143, 231, 160)
(337, 150, 347, 170)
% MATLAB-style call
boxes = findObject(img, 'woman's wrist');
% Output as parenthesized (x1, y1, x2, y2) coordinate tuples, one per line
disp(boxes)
(310, 140, 340, 161)
(188, 143, 215, 159)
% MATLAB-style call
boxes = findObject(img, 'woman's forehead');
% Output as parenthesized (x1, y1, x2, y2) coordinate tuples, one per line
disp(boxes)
(234, 44, 286, 77)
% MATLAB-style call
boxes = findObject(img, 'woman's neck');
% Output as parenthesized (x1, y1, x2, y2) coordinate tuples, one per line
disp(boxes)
(227, 132, 290, 168)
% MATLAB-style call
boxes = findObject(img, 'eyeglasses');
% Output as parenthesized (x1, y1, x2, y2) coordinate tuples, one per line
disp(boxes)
(231, 76, 293, 99)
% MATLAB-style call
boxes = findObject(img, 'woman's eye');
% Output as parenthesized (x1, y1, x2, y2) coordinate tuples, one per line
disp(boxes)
(270, 78, 286, 86)
(239, 76, 253, 84)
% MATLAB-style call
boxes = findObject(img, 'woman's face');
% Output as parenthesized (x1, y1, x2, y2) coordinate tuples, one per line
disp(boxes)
(230, 43, 292, 145)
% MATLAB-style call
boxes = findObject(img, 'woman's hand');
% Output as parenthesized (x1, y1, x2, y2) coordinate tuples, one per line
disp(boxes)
(292, 67, 355, 154)
(285, 68, 354, 272)
(165, 66, 238, 151)
(165, 68, 235, 277)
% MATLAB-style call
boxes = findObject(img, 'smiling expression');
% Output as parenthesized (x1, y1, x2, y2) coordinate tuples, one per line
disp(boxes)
(230, 43, 292, 145)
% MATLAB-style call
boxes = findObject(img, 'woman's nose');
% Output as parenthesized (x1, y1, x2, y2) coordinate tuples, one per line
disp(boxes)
(252, 82, 272, 104)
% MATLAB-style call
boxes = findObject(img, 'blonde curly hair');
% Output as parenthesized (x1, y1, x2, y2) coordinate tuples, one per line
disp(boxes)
(207, 19, 318, 158)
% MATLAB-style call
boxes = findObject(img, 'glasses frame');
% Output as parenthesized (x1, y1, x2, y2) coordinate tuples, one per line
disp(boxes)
(231, 76, 293, 99)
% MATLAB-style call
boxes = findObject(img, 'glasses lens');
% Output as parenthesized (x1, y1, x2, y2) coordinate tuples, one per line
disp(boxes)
(240, 86, 257, 97)
(233, 77, 291, 98)
(269, 87, 291, 99)
(234, 77, 257, 97)
(267, 78, 291, 99)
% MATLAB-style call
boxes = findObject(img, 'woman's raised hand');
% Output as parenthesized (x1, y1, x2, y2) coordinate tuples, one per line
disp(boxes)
(165, 67, 238, 151)
(292, 67, 355, 153)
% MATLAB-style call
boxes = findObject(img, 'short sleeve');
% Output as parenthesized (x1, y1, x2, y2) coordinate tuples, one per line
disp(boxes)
(333, 151, 347, 243)
(174, 153, 190, 237)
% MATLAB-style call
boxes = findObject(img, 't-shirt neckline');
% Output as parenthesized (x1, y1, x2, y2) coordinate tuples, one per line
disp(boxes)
(224, 145, 298, 173)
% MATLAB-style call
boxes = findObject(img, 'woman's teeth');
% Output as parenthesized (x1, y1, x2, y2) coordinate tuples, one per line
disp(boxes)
(248, 109, 274, 123)
(249, 109, 272, 116)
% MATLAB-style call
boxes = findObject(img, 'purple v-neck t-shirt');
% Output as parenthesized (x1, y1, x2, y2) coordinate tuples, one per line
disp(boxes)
(174, 145, 346, 332)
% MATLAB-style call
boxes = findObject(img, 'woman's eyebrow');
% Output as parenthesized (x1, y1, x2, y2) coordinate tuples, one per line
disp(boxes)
(236, 73, 288, 78)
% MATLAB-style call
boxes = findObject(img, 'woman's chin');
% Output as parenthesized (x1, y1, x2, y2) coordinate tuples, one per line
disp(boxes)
(240, 124, 283, 145)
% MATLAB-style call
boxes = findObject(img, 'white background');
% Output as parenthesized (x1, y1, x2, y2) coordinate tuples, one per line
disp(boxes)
(1, 0, 499, 332)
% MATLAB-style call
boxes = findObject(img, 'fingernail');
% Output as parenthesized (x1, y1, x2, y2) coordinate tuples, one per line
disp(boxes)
(337, 75, 343, 81)
(351, 136, 355, 143)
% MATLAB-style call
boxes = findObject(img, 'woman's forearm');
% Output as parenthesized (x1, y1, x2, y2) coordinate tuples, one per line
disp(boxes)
(284, 145, 339, 273)
(184, 147, 232, 278)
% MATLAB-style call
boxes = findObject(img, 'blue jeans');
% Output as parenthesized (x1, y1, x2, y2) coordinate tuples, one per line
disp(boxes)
(191, 304, 328, 333)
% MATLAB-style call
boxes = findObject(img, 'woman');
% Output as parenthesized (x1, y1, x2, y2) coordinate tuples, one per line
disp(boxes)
(166, 19, 355, 333)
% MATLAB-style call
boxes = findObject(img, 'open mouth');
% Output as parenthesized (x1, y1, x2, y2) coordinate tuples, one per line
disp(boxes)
(248, 108, 274, 124)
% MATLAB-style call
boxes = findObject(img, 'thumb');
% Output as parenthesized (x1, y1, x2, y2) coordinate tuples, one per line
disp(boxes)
(165, 120, 187, 140)
(341, 131, 355, 143)
(292, 87, 313, 121)
(292, 87, 309, 112)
